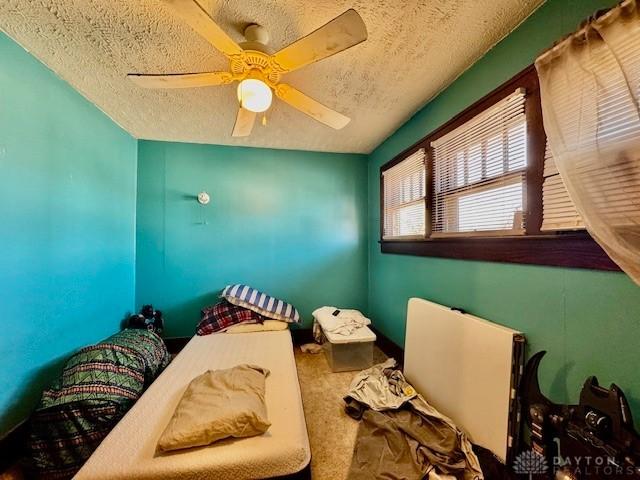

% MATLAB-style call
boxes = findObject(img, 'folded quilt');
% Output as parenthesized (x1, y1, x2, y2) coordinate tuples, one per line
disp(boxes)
(313, 306, 371, 338)
(197, 299, 264, 335)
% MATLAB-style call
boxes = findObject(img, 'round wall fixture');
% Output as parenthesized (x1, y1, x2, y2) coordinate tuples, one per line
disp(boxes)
(197, 192, 210, 205)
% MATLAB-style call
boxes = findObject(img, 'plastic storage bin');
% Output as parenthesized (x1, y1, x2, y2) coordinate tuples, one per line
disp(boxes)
(321, 326, 376, 372)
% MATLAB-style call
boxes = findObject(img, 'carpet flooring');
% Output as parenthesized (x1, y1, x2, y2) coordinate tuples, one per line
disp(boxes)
(294, 346, 388, 480)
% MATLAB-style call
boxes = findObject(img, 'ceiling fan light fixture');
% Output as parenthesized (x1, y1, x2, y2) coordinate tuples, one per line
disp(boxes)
(237, 79, 272, 113)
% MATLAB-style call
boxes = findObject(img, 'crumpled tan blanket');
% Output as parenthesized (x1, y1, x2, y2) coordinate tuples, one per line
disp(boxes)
(345, 360, 483, 480)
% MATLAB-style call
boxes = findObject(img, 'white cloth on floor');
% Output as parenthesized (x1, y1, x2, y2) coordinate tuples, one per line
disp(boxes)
(300, 343, 323, 354)
(312, 306, 371, 337)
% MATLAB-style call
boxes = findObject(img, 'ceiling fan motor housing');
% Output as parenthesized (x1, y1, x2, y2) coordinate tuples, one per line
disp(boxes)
(244, 24, 270, 46)
(234, 24, 280, 84)
(239, 24, 273, 55)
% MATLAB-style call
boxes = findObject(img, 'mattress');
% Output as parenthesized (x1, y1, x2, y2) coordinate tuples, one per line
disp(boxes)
(75, 330, 311, 480)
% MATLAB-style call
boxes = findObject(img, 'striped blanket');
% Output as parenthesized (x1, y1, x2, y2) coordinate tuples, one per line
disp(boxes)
(221, 284, 301, 323)
(25, 329, 170, 479)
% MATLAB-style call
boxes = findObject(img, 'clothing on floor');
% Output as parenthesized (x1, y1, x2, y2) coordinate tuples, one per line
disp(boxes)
(348, 409, 430, 480)
(472, 445, 516, 480)
(344, 397, 367, 420)
(312, 306, 371, 341)
(345, 358, 417, 412)
(347, 397, 483, 480)
(409, 395, 483, 480)
(300, 343, 323, 354)
(345, 359, 483, 480)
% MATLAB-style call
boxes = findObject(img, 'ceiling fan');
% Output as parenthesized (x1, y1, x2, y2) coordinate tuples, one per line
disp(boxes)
(128, 0, 368, 137)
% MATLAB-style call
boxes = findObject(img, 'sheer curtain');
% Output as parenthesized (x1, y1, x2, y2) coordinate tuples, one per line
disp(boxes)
(535, 0, 640, 284)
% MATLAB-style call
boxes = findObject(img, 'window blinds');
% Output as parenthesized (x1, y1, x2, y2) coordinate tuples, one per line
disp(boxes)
(382, 149, 426, 239)
(431, 89, 527, 236)
(541, 139, 584, 231)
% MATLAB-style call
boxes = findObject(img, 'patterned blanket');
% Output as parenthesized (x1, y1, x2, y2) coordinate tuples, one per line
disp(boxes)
(25, 329, 170, 479)
(197, 299, 264, 335)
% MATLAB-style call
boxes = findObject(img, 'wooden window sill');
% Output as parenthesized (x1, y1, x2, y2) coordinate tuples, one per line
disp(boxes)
(379, 233, 620, 271)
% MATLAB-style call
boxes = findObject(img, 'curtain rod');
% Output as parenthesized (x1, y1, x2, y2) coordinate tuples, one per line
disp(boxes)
(535, 0, 629, 62)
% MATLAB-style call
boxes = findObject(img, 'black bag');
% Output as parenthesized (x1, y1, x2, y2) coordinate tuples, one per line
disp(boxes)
(127, 304, 164, 334)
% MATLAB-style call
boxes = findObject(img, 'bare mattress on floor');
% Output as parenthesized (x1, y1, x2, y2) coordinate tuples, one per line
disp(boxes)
(75, 330, 311, 480)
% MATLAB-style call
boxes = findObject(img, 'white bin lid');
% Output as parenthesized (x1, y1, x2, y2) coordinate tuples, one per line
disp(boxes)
(324, 326, 376, 344)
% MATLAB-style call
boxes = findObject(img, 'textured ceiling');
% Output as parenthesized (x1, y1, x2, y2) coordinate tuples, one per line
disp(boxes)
(0, 0, 544, 153)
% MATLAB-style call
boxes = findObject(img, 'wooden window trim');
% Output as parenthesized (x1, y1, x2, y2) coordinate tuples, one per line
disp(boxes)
(379, 65, 620, 271)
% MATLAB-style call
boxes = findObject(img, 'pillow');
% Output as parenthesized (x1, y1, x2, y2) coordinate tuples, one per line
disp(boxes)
(157, 365, 271, 452)
(226, 320, 289, 334)
(221, 284, 300, 323)
(197, 300, 264, 335)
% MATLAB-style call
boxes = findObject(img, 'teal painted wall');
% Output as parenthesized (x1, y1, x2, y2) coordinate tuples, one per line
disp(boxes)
(368, 0, 640, 420)
(136, 140, 368, 337)
(3, 0, 640, 441)
(0, 33, 137, 434)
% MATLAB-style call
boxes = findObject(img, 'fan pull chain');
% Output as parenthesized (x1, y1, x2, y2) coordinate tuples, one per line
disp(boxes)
(262, 114, 267, 126)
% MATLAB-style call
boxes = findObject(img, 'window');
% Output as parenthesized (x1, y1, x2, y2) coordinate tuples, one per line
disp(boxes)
(382, 148, 426, 239)
(379, 65, 619, 271)
(431, 89, 527, 236)
(540, 139, 584, 231)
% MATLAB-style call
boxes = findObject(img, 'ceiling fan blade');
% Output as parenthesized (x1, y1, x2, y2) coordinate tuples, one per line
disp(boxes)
(275, 84, 350, 130)
(128, 72, 233, 89)
(162, 0, 244, 58)
(271, 9, 367, 73)
(232, 107, 257, 137)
